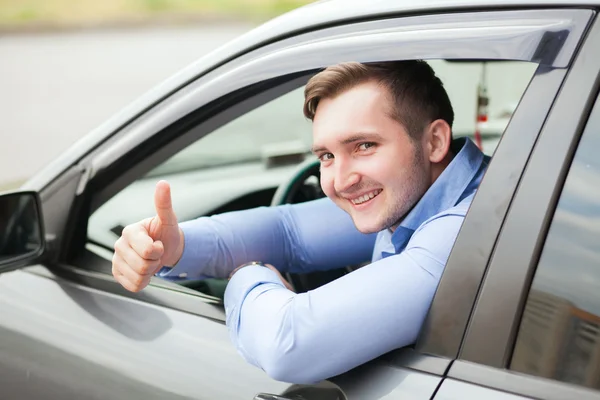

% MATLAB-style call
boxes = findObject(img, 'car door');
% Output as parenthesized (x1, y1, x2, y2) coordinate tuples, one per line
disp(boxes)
(0, 6, 594, 400)
(435, 14, 600, 400)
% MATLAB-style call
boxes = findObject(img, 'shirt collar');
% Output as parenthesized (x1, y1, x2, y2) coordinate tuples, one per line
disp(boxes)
(389, 137, 485, 252)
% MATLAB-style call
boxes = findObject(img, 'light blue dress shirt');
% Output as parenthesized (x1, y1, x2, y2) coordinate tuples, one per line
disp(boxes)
(159, 137, 488, 384)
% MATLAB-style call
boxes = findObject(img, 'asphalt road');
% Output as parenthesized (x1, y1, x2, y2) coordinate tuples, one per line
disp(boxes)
(0, 24, 254, 187)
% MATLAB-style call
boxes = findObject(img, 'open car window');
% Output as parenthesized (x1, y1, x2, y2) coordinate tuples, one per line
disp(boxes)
(86, 59, 538, 299)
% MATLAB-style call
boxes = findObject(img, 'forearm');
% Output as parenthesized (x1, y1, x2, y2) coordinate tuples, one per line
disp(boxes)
(225, 214, 465, 384)
(161, 206, 291, 279)
(162, 198, 376, 279)
(225, 259, 439, 384)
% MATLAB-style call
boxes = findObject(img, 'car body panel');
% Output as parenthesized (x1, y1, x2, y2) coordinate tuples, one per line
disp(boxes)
(0, 267, 289, 399)
(460, 15, 600, 368)
(436, 378, 533, 399)
(0, 266, 445, 400)
(3, 2, 600, 400)
(447, 360, 600, 400)
(417, 65, 570, 357)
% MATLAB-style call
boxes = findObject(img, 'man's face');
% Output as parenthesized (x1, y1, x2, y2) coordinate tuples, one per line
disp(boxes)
(311, 81, 431, 234)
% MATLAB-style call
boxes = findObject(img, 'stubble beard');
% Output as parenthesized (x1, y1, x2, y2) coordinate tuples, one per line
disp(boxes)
(380, 146, 430, 232)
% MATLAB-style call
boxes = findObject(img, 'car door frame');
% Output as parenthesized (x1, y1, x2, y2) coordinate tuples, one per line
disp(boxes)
(439, 13, 600, 400)
(20, 5, 596, 394)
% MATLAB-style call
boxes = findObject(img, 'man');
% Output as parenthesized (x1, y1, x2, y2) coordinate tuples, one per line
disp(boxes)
(112, 60, 489, 384)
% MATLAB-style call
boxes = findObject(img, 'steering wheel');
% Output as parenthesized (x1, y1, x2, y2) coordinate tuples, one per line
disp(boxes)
(270, 158, 322, 206)
(270, 158, 349, 293)
(179, 158, 343, 297)
(178, 159, 325, 298)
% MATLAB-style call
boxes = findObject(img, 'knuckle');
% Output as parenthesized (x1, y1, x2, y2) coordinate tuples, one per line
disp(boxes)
(134, 259, 153, 276)
(140, 245, 154, 260)
(114, 237, 129, 255)
(127, 259, 143, 275)
(125, 282, 138, 293)
(115, 275, 128, 290)
(121, 224, 133, 236)
(113, 237, 122, 252)
(120, 277, 138, 293)
(112, 253, 122, 271)
(133, 275, 145, 288)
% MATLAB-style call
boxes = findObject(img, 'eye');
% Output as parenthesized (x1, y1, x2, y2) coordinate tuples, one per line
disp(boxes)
(358, 142, 376, 151)
(318, 153, 334, 162)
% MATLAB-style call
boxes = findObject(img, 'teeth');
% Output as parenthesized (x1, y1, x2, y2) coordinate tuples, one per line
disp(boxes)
(351, 190, 381, 205)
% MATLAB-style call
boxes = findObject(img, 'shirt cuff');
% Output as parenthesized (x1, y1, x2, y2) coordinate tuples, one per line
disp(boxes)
(154, 220, 214, 280)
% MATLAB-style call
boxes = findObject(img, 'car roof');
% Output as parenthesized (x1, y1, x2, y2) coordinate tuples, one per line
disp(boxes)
(26, 0, 600, 190)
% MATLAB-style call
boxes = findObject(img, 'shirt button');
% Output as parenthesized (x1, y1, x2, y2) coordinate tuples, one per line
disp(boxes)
(178, 272, 188, 278)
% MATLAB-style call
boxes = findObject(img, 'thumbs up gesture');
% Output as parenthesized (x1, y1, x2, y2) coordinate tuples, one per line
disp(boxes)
(112, 180, 184, 292)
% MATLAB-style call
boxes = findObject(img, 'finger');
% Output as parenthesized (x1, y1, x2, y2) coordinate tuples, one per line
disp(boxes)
(111, 257, 123, 279)
(121, 226, 163, 261)
(112, 253, 152, 292)
(115, 238, 162, 275)
(154, 180, 178, 227)
(115, 272, 142, 293)
(112, 253, 137, 291)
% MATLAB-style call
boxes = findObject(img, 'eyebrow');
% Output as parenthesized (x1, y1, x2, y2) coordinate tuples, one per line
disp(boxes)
(311, 132, 385, 154)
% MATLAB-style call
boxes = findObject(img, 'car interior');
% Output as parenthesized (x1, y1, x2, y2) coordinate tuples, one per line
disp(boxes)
(86, 58, 539, 301)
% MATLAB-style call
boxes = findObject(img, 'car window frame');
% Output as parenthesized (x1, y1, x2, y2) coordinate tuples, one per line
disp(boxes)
(85, 9, 592, 209)
(444, 14, 600, 400)
(47, 8, 590, 262)
(45, 7, 594, 361)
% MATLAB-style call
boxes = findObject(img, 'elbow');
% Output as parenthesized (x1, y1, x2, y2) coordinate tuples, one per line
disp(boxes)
(262, 357, 298, 383)
(254, 323, 328, 384)
(234, 292, 328, 383)
(260, 351, 323, 384)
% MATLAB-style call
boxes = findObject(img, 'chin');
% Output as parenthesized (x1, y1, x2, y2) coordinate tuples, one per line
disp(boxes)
(352, 218, 384, 234)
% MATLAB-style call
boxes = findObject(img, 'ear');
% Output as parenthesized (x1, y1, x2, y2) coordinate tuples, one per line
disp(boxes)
(425, 119, 452, 163)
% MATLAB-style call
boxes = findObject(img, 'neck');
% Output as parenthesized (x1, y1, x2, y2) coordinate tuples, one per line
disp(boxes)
(430, 151, 455, 184)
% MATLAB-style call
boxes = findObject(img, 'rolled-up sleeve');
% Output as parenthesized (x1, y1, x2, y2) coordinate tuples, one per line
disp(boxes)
(224, 213, 464, 384)
(158, 197, 376, 280)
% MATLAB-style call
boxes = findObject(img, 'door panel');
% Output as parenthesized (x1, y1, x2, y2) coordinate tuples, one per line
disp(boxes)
(330, 361, 442, 399)
(457, 16, 600, 368)
(0, 267, 289, 399)
(0, 267, 443, 400)
(435, 379, 533, 400)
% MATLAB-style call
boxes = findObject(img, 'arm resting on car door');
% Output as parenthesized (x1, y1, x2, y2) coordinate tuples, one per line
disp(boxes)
(225, 212, 464, 384)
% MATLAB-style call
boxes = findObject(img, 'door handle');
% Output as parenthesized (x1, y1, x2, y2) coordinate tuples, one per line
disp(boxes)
(254, 394, 295, 400)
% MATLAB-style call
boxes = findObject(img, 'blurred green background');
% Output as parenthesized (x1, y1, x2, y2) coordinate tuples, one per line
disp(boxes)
(0, 0, 314, 30)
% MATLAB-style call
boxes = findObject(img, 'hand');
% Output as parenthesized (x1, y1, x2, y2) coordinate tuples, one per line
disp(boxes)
(230, 262, 295, 292)
(112, 180, 184, 292)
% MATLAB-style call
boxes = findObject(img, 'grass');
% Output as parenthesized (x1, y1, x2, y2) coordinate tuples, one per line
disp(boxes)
(0, 0, 314, 29)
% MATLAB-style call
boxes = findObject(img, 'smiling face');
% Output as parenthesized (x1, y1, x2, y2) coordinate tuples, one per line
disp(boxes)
(312, 81, 432, 233)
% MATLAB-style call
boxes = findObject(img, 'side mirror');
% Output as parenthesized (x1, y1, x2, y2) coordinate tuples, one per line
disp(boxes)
(0, 191, 45, 272)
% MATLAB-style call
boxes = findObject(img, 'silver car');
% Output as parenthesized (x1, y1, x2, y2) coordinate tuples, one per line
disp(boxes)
(2, 0, 600, 399)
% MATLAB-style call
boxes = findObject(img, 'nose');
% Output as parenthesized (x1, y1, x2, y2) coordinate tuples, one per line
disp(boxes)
(333, 158, 361, 194)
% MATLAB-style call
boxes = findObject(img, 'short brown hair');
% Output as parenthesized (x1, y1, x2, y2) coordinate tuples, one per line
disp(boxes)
(303, 60, 454, 139)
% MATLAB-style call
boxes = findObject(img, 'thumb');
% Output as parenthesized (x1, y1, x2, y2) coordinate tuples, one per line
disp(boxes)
(154, 180, 178, 227)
